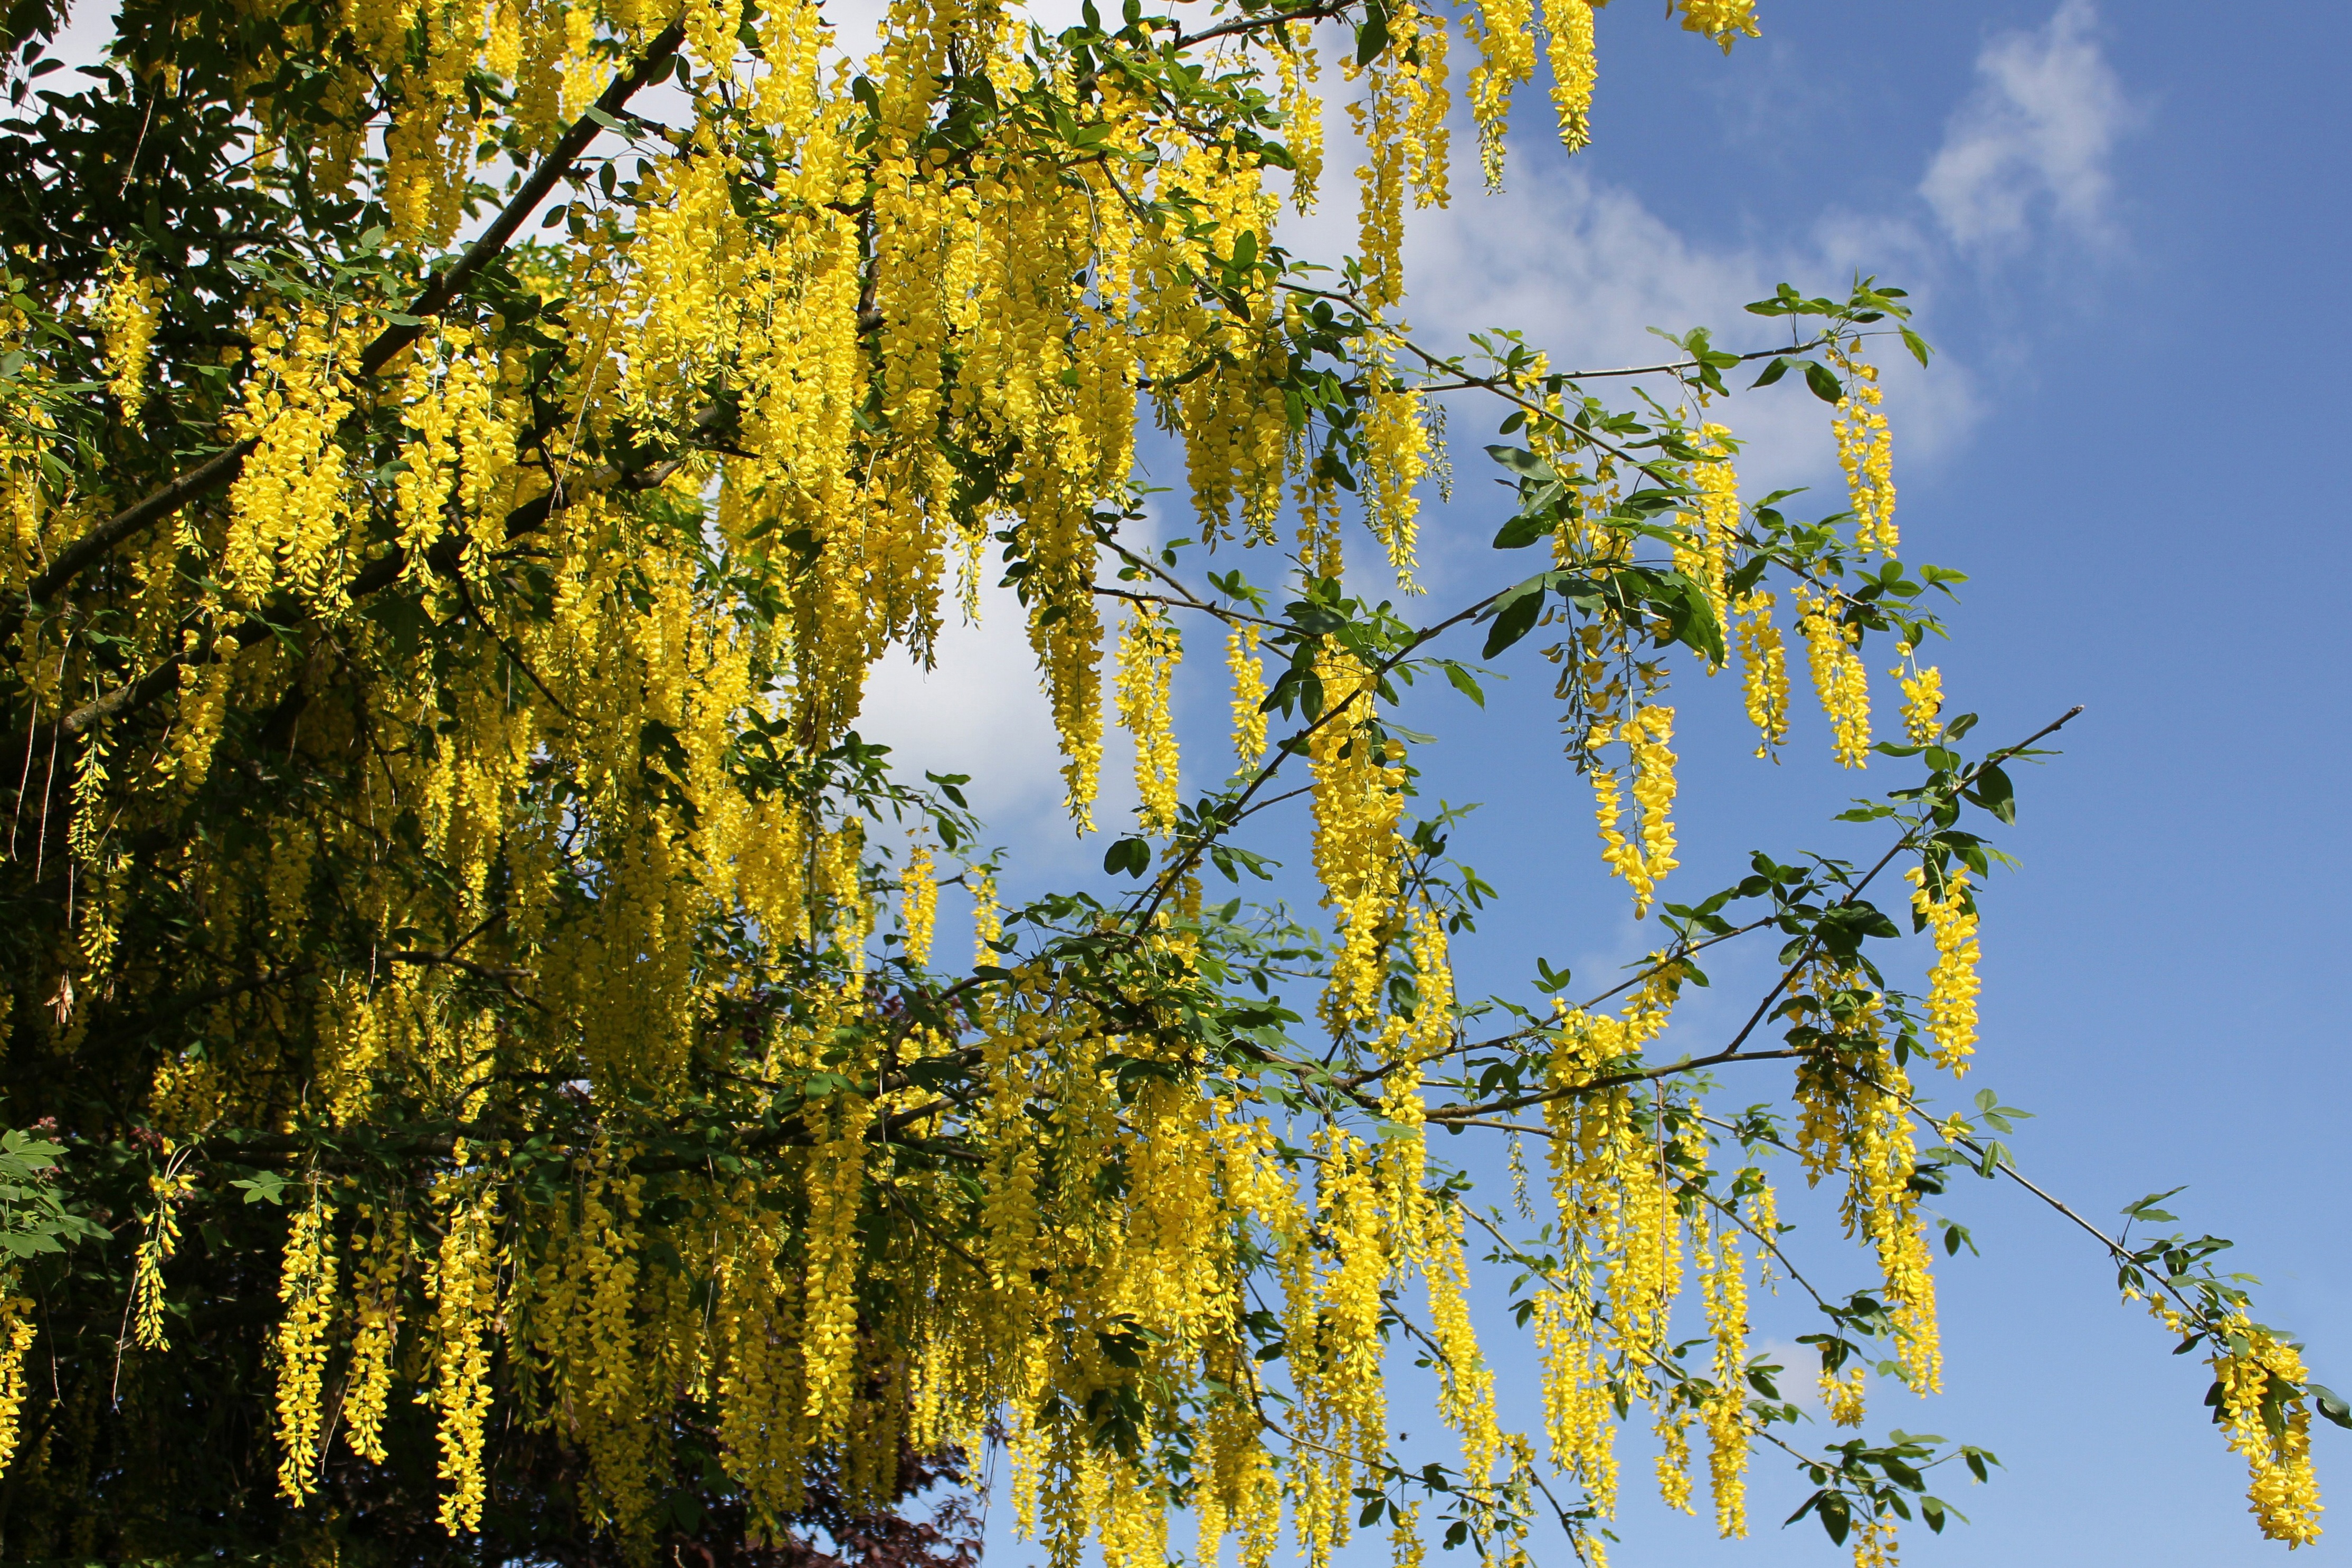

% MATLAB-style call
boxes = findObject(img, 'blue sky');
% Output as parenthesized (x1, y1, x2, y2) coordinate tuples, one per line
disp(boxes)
(857, 3, 2352, 1563)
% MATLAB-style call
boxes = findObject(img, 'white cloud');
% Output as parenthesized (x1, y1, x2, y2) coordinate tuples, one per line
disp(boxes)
(1920, 0, 2134, 252)
(856, 573, 1144, 879)
(1403, 166, 1771, 370)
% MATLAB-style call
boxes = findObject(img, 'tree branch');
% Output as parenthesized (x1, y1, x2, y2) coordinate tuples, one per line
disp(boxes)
(1425, 1046, 1801, 1124)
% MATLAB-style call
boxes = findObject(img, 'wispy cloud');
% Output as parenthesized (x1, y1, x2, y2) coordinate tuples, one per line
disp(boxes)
(1920, 0, 2135, 253)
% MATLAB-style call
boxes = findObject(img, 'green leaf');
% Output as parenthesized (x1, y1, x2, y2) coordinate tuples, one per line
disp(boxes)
(1803, 360, 1845, 403)
(1354, 0, 1390, 65)
(1480, 579, 1547, 660)
(1965, 762, 2016, 824)
(1103, 837, 1152, 878)
(1749, 355, 1791, 389)
(232, 1171, 291, 1206)
(2121, 1187, 2187, 1223)
(1441, 662, 1486, 708)
(1900, 326, 1933, 367)
(1661, 568, 1727, 665)
(1492, 509, 1553, 550)
(1482, 444, 1551, 479)
(1817, 1491, 1852, 1545)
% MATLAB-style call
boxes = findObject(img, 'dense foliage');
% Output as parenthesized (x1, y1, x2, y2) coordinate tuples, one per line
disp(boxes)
(0, 0, 2338, 1561)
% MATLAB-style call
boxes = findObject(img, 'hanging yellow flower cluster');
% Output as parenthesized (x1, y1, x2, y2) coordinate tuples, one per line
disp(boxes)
(1829, 340, 1897, 557)
(271, 1195, 340, 1503)
(1310, 652, 1408, 1025)
(1733, 591, 1790, 757)
(904, 840, 940, 968)
(343, 1206, 406, 1467)
(1533, 966, 1772, 1540)
(222, 303, 366, 601)
(1893, 644, 1944, 744)
(1676, 0, 1762, 52)
(1696, 1224, 1751, 1537)
(1587, 705, 1678, 918)
(1908, 866, 1980, 1074)
(1790, 963, 1941, 1397)
(2144, 1301, 2325, 1547)
(1795, 586, 1873, 767)
(1116, 603, 1184, 834)
(1680, 424, 1740, 633)
(1227, 624, 1270, 765)
(96, 253, 163, 408)
(0, 1288, 34, 1466)
(1360, 335, 1435, 583)
(428, 1181, 504, 1535)
(0, 297, 57, 583)
(1542, 0, 1601, 154)
(1346, 5, 1452, 309)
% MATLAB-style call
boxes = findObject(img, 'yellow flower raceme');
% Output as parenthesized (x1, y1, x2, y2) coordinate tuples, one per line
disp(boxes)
(1361, 335, 1432, 582)
(1829, 340, 1897, 556)
(1795, 587, 1872, 767)
(97, 252, 162, 407)
(1275, 27, 1324, 212)
(1465, 0, 1537, 190)
(2211, 1316, 2325, 1546)
(1679, 424, 1739, 642)
(131, 1164, 194, 1352)
(904, 840, 938, 967)
(1542, 0, 1599, 153)
(1894, 650, 1943, 744)
(1822, 1365, 1867, 1428)
(1654, 1405, 1695, 1514)
(223, 303, 362, 603)
(1733, 591, 1790, 757)
(272, 1196, 339, 1502)
(1908, 866, 1979, 1073)
(343, 1206, 406, 1466)
(1308, 652, 1405, 1024)
(1226, 624, 1268, 765)
(1677, 0, 1760, 52)
(1115, 602, 1183, 835)
(0, 1287, 35, 1470)
(1589, 706, 1677, 916)
(429, 1184, 501, 1534)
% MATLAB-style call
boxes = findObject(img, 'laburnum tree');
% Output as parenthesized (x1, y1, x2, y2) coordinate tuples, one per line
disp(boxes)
(0, 0, 2340, 1561)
